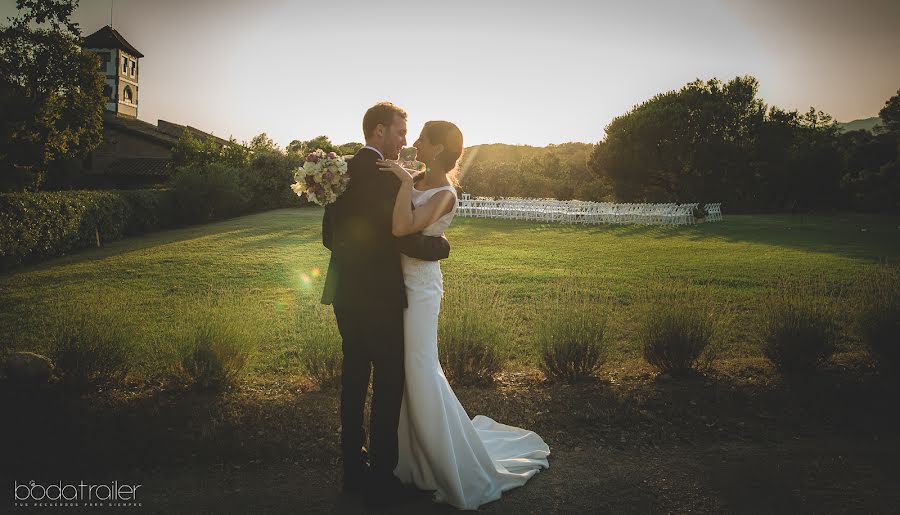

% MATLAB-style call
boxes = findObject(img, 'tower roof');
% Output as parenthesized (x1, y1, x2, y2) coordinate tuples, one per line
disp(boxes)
(82, 25, 144, 58)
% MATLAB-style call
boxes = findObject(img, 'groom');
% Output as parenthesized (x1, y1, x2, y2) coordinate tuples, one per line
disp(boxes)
(321, 102, 450, 504)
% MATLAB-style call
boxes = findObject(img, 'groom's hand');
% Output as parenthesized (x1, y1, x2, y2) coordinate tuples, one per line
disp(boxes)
(396, 232, 450, 261)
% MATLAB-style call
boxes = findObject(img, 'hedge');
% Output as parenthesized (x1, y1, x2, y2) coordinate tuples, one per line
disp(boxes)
(0, 189, 179, 272)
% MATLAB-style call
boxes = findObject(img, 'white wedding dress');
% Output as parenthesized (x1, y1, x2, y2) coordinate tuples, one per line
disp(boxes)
(394, 184, 550, 510)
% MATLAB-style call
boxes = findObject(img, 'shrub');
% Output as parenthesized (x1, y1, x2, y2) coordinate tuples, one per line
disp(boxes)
(636, 278, 723, 376)
(169, 163, 247, 223)
(43, 308, 133, 388)
(283, 303, 343, 388)
(0, 189, 179, 271)
(0, 190, 127, 270)
(856, 264, 900, 371)
(535, 283, 608, 383)
(175, 303, 257, 390)
(180, 338, 250, 390)
(438, 281, 507, 386)
(759, 276, 838, 377)
(240, 151, 304, 212)
(118, 188, 180, 234)
(639, 304, 716, 376)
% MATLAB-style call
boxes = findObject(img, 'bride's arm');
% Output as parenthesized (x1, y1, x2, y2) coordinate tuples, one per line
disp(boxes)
(378, 160, 455, 237)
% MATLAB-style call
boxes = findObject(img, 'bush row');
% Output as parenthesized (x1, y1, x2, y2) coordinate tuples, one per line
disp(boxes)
(10, 265, 898, 392)
(0, 189, 179, 271)
(169, 152, 304, 225)
(27, 293, 263, 391)
(0, 153, 309, 272)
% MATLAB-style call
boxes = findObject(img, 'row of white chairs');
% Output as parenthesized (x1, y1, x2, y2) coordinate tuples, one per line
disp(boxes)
(456, 197, 722, 225)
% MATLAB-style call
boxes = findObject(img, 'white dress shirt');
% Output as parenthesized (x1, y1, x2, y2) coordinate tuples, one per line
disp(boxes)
(361, 145, 384, 160)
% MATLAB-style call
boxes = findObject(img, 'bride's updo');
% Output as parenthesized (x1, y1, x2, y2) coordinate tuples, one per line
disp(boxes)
(423, 121, 464, 172)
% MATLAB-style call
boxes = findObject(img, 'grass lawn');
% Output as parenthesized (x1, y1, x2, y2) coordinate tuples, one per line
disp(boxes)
(2, 208, 899, 513)
(1, 208, 898, 380)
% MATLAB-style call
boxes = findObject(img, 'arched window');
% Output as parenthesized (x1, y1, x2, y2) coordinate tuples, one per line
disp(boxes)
(103, 84, 112, 99)
(123, 85, 133, 103)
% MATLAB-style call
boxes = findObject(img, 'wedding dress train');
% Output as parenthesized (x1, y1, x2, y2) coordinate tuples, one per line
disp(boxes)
(394, 185, 550, 510)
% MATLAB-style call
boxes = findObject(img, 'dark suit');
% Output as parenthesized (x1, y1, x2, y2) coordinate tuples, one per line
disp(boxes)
(320, 147, 450, 485)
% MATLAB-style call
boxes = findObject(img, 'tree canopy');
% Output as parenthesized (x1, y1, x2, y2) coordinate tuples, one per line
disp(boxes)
(0, 0, 104, 191)
(587, 76, 896, 211)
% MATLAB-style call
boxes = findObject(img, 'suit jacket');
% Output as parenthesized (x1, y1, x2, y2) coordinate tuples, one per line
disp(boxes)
(320, 148, 451, 309)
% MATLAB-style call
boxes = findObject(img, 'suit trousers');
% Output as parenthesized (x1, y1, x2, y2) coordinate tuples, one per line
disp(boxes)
(333, 303, 405, 484)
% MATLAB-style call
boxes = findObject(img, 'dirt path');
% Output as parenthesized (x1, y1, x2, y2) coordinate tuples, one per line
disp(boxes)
(121, 437, 898, 513)
(4, 355, 899, 513)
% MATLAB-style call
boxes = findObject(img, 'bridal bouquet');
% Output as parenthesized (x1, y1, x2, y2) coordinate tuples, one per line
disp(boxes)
(290, 149, 349, 206)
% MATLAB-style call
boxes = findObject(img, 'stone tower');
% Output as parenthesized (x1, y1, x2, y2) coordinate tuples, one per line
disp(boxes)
(82, 25, 144, 119)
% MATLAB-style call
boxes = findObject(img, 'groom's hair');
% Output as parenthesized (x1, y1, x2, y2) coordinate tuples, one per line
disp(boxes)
(363, 102, 407, 139)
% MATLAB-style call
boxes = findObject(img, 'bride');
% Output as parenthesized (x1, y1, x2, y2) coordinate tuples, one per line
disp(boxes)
(377, 121, 550, 510)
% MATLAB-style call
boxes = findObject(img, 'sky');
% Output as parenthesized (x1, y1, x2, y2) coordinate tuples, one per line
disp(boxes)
(3, 0, 899, 148)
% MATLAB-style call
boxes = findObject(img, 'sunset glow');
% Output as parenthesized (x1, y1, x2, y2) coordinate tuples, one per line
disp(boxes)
(3, 0, 897, 146)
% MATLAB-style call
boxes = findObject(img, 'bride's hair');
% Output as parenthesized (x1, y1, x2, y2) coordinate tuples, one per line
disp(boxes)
(423, 121, 463, 188)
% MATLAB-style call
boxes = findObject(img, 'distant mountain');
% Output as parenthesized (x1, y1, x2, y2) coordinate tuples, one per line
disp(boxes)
(460, 142, 594, 169)
(838, 117, 882, 133)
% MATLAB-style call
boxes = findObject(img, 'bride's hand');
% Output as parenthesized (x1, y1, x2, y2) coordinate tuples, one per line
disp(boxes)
(377, 160, 414, 184)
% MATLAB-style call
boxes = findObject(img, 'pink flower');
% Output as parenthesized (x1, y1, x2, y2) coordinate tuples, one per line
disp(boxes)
(327, 152, 337, 159)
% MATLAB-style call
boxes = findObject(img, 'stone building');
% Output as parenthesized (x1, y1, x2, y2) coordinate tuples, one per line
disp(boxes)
(80, 26, 231, 188)
(83, 25, 141, 119)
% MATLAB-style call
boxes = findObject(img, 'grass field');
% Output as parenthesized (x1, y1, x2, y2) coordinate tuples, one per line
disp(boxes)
(1, 208, 898, 381)
(3, 208, 900, 512)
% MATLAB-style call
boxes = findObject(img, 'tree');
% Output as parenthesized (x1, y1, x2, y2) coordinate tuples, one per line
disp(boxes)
(287, 136, 362, 156)
(171, 130, 249, 170)
(589, 76, 770, 205)
(248, 132, 280, 154)
(286, 139, 305, 155)
(785, 108, 842, 210)
(878, 88, 900, 134)
(840, 88, 900, 212)
(456, 143, 602, 200)
(285, 135, 338, 155)
(589, 88, 691, 202)
(460, 161, 520, 197)
(588, 76, 856, 211)
(220, 136, 251, 168)
(337, 142, 363, 155)
(11, 0, 79, 33)
(172, 130, 220, 169)
(240, 151, 303, 212)
(0, 0, 105, 191)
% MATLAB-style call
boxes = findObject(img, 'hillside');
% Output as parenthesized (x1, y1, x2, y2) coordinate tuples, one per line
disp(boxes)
(838, 117, 882, 133)
(460, 142, 594, 169)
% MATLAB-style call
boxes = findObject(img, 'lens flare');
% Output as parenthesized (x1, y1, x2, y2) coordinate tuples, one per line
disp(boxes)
(311, 267, 321, 278)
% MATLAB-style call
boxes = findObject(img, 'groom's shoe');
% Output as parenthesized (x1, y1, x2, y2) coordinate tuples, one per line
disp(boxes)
(341, 448, 371, 494)
(363, 475, 422, 508)
(342, 475, 365, 495)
